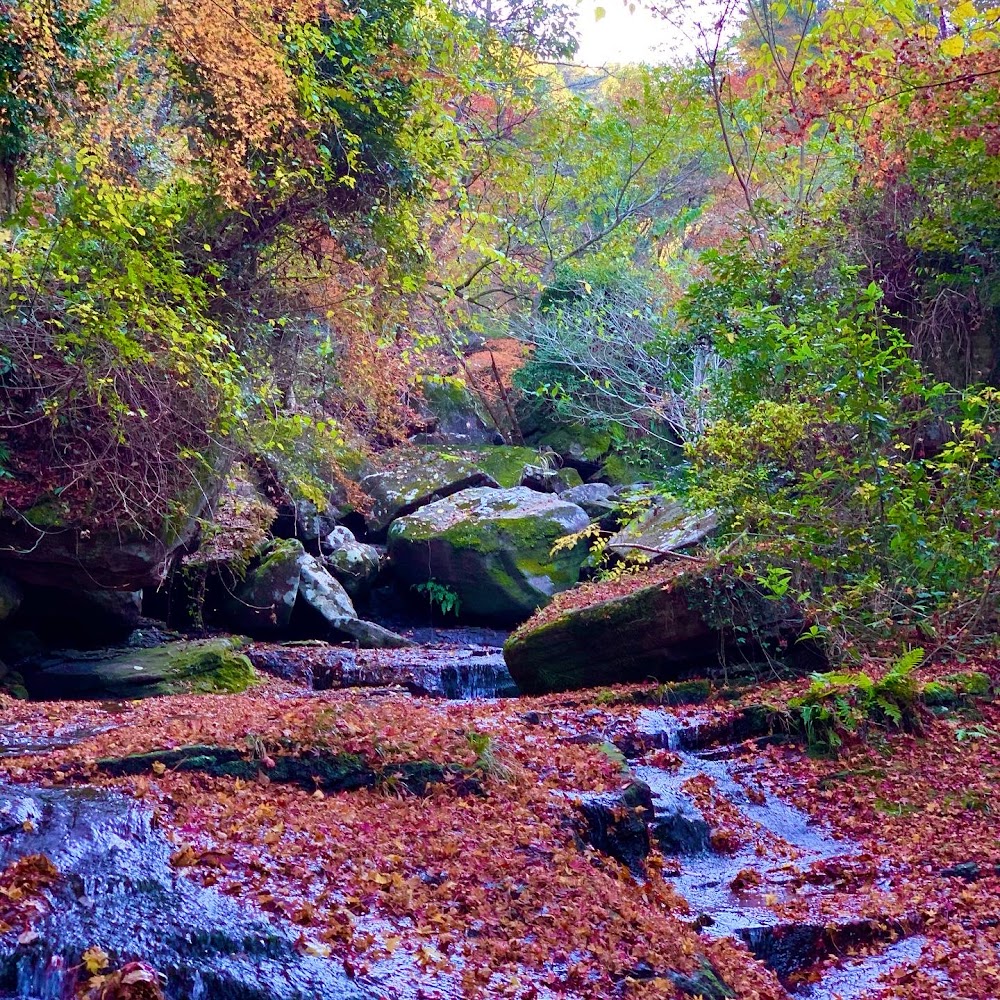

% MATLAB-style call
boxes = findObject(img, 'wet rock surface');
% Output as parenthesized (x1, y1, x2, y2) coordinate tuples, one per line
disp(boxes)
(612, 710, 927, 991)
(0, 782, 372, 1000)
(17, 638, 255, 701)
(247, 630, 517, 699)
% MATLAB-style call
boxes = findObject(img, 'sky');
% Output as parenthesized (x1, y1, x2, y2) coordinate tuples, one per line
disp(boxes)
(572, 1, 680, 65)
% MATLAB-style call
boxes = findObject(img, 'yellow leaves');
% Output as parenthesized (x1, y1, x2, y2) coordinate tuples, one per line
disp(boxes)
(953, 0, 979, 24)
(82, 945, 110, 974)
(151, 760, 166, 776)
(941, 33, 966, 56)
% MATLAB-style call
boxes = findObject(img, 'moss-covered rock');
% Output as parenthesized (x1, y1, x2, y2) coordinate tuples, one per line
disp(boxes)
(504, 567, 807, 694)
(536, 425, 613, 466)
(608, 500, 717, 561)
(222, 537, 304, 636)
(96, 744, 476, 795)
(23, 638, 256, 700)
(0, 455, 222, 592)
(922, 671, 994, 707)
(360, 444, 541, 534)
(388, 486, 590, 623)
(462, 445, 543, 488)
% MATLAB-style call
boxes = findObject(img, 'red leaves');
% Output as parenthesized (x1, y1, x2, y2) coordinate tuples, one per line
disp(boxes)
(0, 854, 59, 936)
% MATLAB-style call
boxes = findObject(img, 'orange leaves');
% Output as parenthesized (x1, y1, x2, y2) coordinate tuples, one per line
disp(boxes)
(0, 853, 59, 936)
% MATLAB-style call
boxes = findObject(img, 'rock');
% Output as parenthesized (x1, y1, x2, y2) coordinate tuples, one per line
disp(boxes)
(21, 638, 255, 700)
(596, 453, 652, 486)
(333, 617, 414, 648)
(575, 780, 654, 876)
(0, 458, 220, 591)
(668, 960, 736, 999)
(272, 498, 337, 544)
(361, 447, 500, 534)
(219, 539, 409, 648)
(296, 554, 412, 649)
(520, 465, 584, 493)
(387, 486, 590, 623)
(608, 500, 717, 561)
(0, 574, 22, 623)
(0, 784, 373, 1000)
(653, 794, 712, 854)
(97, 744, 471, 796)
(360, 444, 541, 534)
(504, 565, 806, 694)
(561, 482, 619, 518)
(938, 861, 981, 881)
(321, 526, 382, 598)
(223, 538, 303, 636)
(414, 378, 500, 445)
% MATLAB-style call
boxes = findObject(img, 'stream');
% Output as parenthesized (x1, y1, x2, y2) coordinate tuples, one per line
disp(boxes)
(0, 630, 932, 1000)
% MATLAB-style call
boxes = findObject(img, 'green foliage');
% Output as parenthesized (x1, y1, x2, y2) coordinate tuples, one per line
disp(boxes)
(790, 648, 925, 752)
(681, 235, 1000, 656)
(466, 730, 512, 781)
(516, 269, 702, 458)
(413, 579, 461, 617)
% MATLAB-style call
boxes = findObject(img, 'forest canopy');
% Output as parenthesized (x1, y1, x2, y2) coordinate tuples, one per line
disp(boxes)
(2, 0, 1000, 657)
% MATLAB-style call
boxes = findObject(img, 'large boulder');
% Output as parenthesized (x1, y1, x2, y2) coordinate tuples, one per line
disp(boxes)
(360, 444, 540, 534)
(295, 554, 411, 648)
(387, 486, 590, 622)
(0, 455, 222, 592)
(608, 500, 718, 562)
(321, 526, 382, 599)
(21, 638, 255, 700)
(504, 565, 806, 694)
(222, 538, 303, 636)
(219, 538, 410, 648)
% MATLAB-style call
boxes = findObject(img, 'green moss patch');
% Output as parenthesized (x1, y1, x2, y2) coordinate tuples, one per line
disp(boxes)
(96, 744, 479, 795)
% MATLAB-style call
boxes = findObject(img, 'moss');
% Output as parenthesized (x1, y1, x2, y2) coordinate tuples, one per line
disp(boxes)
(186, 654, 257, 694)
(97, 745, 474, 795)
(537, 425, 612, 463)
(922, 671, 993, 708)
(27, 638, 256, 700)
(946, 671, 993, 698)
(21, 500, 71, 529)
(596, 453, 646, 486)
(556, 467, 584, 489)
(257, 537, 305, 572)
(458, 445, 539, 487)
(644, 679, 712, 706)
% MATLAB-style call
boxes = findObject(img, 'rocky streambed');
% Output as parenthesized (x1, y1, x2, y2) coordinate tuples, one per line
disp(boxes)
(0, 627, 955, 1000)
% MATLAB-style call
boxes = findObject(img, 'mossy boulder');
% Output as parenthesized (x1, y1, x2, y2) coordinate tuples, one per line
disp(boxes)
(219, 538, 409, 648)
(0, 457, 222, 592)
(321, 526, 382, 599)
(388, 486, 590, 622)
(460, 445, 542, 488)
(222, 537, 303, 636)
(540, 425, 613, 464)
(608, 500, 718, 561)
(360, 444, 540, 534)
(504, 567, 807, 694)
(22, 638, 256, 700)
